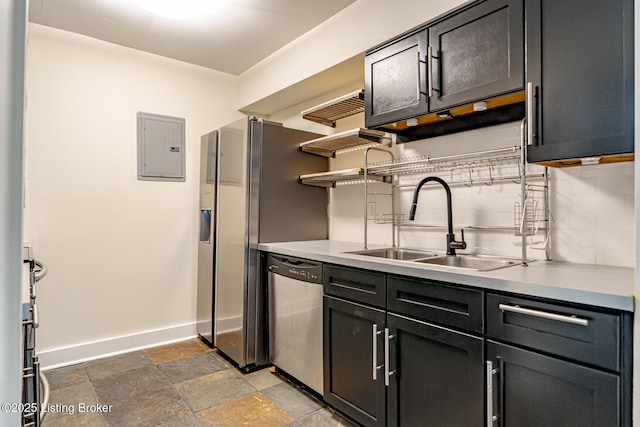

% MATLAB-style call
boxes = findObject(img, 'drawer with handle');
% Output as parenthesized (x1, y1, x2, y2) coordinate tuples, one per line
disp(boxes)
(486, 293, 621, 372)
(387, 275, 484, 333)
(323, 264, 386, 309)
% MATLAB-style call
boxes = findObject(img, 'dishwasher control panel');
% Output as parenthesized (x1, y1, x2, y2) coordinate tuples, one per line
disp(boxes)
(267, 255, 322, 284)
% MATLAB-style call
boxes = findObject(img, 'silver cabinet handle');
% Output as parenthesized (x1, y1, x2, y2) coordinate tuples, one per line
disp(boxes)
(499, 303, 589, 326)
(32, 304, 39, 328)
(526, 82, 534, 146)
(427, 46, 434, 98)
(372, 324, 383, 380)
(417, 51, 422, 101)
(384, 328, 395, 386)
(486, 361, 498, 425)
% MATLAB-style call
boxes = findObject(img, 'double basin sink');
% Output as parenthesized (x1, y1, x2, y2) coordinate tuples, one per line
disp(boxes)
(346, 247, 521, 271)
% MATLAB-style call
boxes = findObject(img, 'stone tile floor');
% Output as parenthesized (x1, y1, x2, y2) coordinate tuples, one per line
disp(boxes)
(41, 339, 355, 427)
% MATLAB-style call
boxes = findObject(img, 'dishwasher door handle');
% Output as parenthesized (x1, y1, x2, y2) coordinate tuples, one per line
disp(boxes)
(268, 256, 318, 270)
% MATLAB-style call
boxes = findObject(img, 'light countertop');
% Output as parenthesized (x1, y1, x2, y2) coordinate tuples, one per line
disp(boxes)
(258, 240, 635, 312)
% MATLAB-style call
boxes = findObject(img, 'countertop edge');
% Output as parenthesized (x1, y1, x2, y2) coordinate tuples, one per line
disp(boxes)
(259, 240, 635, 312)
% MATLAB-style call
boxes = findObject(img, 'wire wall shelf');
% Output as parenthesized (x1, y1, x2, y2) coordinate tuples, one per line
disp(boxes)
(374, 213, 405, 225)
(301, 147, 532, 188)
(366, 147, 523, 178)
(299, 128, 392, 158)
(300, 168, 392, 188)
(301, 90, 364, 127)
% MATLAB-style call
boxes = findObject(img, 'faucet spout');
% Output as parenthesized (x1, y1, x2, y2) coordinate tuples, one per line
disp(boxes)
(408, 176, 466, 255)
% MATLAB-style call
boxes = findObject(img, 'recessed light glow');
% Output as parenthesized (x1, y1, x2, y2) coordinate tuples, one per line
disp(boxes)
(135, 0, 218, 19)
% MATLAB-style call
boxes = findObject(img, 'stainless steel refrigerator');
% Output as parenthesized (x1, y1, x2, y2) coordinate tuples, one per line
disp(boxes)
(197, 131, 218, 345)
(197, 117, 328, 369)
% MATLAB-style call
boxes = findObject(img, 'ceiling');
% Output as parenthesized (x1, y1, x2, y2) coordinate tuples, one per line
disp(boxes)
(28, 0, 357, 76)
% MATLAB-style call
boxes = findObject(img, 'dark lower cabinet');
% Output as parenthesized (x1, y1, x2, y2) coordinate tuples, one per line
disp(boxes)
(526, 0, 634, 164)
(321, 264, 630, 426)
(324, 296, 386, 427)
(324, 297, 484, 427)
(387, 314, 484, 427)
(486, 292, 631, 426)
(324, 269, 486, 427)
(487, 341, 620, 427)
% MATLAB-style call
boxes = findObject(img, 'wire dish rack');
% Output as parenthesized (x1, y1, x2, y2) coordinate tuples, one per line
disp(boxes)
(514, 191, 545, 237)
(298, 121, 550, 262)
(366, 145, 549, 261)
(365, 147, 528, 186)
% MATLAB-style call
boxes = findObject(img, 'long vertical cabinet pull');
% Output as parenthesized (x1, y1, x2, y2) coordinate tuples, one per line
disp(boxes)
(384, 328, 395, 386)
(427, 46, 434, 98)
(372, 324, 383, 380)
(526, 81, 534, 146)
(417, 52, 423, 101)
(486, 361, 499, 425)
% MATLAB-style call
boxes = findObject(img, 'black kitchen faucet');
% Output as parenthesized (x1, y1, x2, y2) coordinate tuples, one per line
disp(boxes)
(408, 176, 466, 256)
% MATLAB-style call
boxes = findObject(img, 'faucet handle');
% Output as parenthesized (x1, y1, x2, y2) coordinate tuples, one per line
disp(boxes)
(450, 229, 467, 251)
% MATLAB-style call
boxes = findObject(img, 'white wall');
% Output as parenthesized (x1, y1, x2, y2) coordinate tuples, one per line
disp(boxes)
(25, 24, 242, 367)
(0, 1, 26, 424)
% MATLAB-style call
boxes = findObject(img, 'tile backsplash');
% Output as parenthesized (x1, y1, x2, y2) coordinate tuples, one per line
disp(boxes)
(549, 160, 634, 267)
(328, 122, 635, 268)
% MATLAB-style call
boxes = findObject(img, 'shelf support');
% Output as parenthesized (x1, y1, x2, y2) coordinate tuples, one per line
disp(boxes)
(364, 147, 395, 250)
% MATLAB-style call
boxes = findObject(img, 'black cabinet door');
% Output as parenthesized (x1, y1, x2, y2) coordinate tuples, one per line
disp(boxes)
(526, 0, 634, 164)
(428, 0, 524, 112)
(323, 296, 386, 427)
(365, 28, 429, 128)
(487, 341, 620, 427)
(387, 314, 484, 427)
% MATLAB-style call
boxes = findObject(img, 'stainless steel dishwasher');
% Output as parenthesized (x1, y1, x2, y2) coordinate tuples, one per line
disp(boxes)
(267, 254, 323, 394)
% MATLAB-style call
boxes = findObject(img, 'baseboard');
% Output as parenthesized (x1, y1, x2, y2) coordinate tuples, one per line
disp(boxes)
(38, 322, 198, 370)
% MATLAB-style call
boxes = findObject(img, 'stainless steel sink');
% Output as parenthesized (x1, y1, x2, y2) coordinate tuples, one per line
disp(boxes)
(413, 254, 521, 271)
(346, 247, 441, 261)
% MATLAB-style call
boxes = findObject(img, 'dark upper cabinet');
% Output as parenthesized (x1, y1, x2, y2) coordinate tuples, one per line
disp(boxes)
(428, 0, 523, 111)
(365, 0, 524, 132)
(526, 0, 634, 165)
(365, 28, 429, 129)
